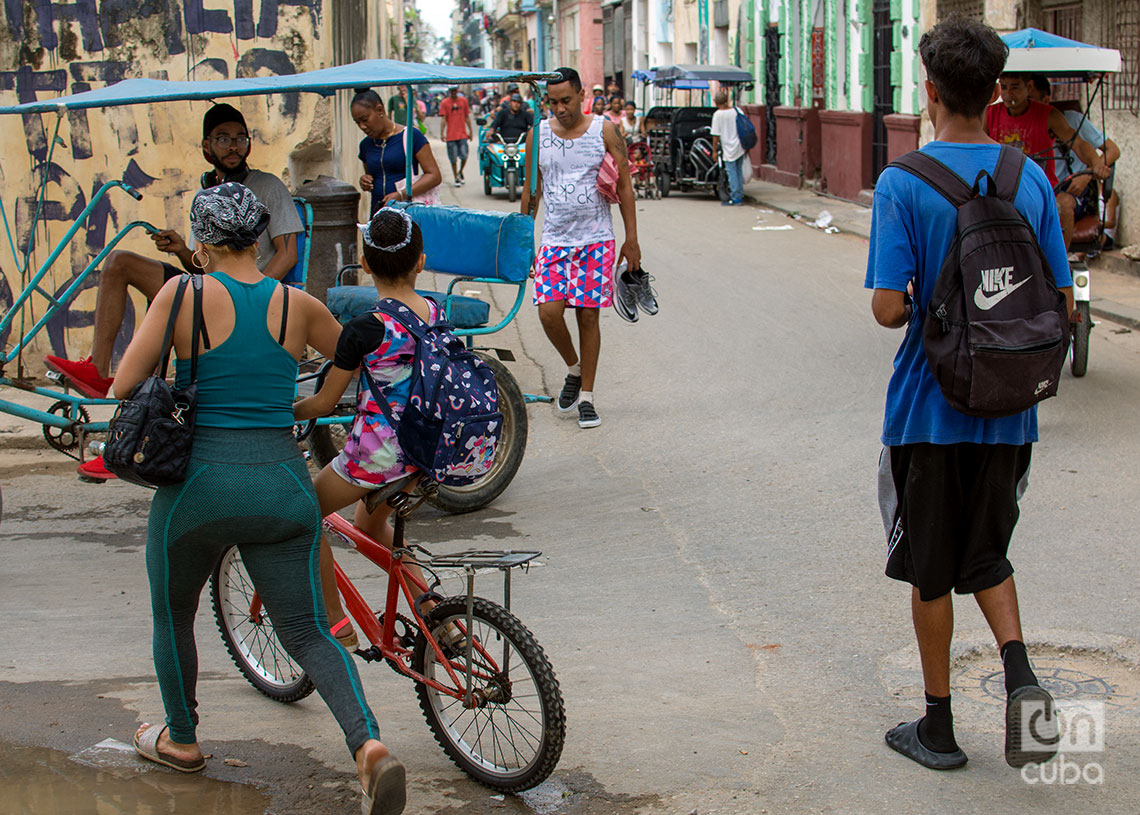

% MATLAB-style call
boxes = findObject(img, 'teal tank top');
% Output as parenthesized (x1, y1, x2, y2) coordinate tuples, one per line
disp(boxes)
(176, 272, 298, 429)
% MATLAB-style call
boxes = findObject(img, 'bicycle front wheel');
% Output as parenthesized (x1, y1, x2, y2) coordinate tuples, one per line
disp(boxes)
(211, 545, 315, 703)
(413, 597, 565, 791)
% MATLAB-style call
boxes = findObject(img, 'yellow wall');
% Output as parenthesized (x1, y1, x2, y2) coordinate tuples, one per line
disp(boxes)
(0, 1, 332, 367)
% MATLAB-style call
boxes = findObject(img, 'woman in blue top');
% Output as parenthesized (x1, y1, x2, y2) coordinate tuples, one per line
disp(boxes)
(352, 87, 443, 215)
(113, 184, 406, 815)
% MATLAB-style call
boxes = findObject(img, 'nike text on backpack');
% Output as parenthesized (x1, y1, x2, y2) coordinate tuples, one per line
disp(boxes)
(888, 146, 1070, 418)
(361, 299, 502, 486)
(735, 107, 758, 152)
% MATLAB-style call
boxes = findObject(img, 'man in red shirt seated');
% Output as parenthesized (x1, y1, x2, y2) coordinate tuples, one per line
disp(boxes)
(985, 72, 1108, 248)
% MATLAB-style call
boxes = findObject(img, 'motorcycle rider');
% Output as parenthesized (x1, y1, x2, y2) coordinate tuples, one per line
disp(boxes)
(485, 93, 534, 143)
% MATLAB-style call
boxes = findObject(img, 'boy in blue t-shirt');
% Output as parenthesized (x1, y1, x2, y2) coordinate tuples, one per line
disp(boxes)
(866, 16, 1072, 772)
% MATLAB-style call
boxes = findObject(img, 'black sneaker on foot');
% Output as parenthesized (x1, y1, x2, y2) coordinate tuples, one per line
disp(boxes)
(630, 268, 658, 315)
(613, 271, 639, 323)
(557, 374, 581, 413)
(577, 401, 601, 428)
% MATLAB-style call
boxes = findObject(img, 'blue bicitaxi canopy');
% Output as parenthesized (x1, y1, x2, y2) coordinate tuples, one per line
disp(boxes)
(1001, 28, 1121, 76)
(0, 60, 560, 115)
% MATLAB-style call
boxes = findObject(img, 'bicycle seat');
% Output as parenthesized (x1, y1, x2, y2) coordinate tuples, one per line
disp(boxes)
(363, 473, 423, 514)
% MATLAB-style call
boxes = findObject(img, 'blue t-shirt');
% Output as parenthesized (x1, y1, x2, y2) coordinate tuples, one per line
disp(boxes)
(1055, 109, 1106, 181)
(358, 127, 429, 214)
(864, 141, 1072, 447)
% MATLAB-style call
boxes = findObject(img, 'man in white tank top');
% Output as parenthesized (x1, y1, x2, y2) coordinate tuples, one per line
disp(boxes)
(521, 67, 643, 429)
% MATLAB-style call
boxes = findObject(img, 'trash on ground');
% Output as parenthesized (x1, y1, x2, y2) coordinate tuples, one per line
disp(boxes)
(753, 225, 794, 232)
(1121, 244, 1140, 261)
(812, 210, 834, 229)
(754, 208, 775, 214)
(823, 226, 840, 234)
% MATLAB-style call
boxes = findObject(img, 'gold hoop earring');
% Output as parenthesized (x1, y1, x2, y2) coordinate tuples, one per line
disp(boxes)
(192, 249, 209, 270)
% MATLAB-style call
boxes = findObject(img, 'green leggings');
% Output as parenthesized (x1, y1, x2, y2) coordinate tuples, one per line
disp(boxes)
(147, 427, 378, 754)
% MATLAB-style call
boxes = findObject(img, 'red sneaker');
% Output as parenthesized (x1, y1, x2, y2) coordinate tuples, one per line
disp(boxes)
(78, 455, 117, 483)
(44, 355, 114, 399)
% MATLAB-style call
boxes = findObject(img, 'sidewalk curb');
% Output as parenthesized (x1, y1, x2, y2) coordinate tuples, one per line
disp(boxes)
(1090, 300, 1140, 332)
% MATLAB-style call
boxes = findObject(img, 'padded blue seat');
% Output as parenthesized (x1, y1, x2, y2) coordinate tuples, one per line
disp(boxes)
(325, 286, 491, 329)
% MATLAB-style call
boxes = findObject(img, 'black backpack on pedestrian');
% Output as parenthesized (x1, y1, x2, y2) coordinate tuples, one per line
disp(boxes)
(888, 146, 1070, 418)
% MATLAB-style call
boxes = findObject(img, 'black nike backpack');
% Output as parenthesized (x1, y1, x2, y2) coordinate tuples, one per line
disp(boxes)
(888, 146, 1070, 419)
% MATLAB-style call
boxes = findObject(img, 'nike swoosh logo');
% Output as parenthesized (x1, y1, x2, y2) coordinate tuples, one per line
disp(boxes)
(974, 277, 1029, 310)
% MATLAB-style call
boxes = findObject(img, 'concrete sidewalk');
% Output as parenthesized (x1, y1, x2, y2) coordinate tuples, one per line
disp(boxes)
(743, 176, 1140, 331)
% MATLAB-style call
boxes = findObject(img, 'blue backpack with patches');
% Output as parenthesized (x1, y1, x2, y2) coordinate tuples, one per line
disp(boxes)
(361, 299, 502, 486)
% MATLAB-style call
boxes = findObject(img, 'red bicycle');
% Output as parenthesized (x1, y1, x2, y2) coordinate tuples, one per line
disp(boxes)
(208, 476, 565, 792)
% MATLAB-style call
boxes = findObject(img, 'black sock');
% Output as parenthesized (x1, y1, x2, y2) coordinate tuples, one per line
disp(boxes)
(917, 693, 959, 753)
(1001, 640, 1038, 695)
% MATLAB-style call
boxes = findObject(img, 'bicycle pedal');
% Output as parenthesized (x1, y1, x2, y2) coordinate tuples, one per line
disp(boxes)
(45, 370, 63, 382)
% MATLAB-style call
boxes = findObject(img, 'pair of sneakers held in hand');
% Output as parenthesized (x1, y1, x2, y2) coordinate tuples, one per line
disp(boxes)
(613, 264, 658, 323)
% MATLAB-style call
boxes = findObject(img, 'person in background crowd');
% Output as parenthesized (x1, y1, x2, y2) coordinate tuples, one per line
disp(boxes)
(1026, 75, 1122, 250)
(387, 86, 424, 131)
(620, 101, 644, 141)
(605, 97, 625, 125)
(352, 88, 442, 214)
(116, 183, 406, 815)
(710, 90, 746, 206)
(584, 83, 606, 114)
(46, 103, 303, 483)
(439, 85, 475, 187)
(522, 66, 644, 430)
(591, 96, 607, 117)
(607, 80, 622, 104)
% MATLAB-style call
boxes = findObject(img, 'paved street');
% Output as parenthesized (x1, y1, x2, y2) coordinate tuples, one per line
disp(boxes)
(3, 134, 1140, 813)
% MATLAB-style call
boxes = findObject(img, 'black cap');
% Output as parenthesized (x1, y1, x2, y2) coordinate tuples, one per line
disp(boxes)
(510, 93, 523, 103)
(202, 103, 247, 140)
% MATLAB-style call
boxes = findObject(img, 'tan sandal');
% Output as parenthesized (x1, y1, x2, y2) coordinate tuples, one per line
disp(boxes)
(331, 616, 359, 650)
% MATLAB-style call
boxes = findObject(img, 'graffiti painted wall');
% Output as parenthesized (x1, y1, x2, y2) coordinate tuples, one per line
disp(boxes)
(0, 1, 332, 367)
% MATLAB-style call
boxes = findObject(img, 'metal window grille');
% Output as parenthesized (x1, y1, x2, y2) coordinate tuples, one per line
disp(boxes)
(1104, 0, 1140, 112)
(1042, 3, 1083, 102)
(935, 0, 984, 21)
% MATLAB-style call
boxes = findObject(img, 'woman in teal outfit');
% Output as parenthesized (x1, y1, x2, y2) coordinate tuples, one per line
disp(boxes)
(113, 183, 406, 815)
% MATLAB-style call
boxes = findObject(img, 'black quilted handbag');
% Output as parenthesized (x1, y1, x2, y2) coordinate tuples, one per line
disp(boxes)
(104, 274, 203, 488)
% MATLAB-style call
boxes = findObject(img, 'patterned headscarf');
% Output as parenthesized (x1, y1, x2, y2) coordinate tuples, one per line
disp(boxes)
(189, 182, 270, 251)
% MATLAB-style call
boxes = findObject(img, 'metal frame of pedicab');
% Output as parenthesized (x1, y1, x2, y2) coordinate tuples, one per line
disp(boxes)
(0, 60, 559, 461)
(638, 64, 756, 200)
(1002, 28, 1123, 378)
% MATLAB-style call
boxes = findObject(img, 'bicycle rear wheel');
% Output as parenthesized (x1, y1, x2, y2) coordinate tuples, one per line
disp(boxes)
(412, 597, 565, 792)
(211, 545, 315, 703)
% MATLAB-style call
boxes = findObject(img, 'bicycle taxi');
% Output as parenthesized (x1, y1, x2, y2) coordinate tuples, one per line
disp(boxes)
(1001, 28, 1123, 377)
(0, 60, 553, 513)
(0, 61, 568, 791)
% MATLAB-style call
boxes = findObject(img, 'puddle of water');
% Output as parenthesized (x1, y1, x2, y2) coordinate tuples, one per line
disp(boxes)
(0, 740, 268, 815)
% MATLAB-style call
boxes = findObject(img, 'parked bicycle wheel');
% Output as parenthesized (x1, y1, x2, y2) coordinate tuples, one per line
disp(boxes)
(211, 545, 316, 703)
(307, 351, 527, 514)
(413, 597, 565, 792)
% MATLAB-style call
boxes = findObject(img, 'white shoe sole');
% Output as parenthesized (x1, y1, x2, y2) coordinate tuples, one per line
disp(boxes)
(556, 398, 579, 415)
(578, 417, 601, 428)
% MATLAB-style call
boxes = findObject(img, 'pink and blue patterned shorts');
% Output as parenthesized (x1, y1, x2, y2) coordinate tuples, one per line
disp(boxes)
(532, 241, 616, 308)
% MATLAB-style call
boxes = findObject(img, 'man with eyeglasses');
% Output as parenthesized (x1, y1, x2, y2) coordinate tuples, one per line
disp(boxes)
(46, 103, 303, 480)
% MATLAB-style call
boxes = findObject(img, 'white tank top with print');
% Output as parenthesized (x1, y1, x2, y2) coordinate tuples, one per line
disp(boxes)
(537, 115, 615, 247)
